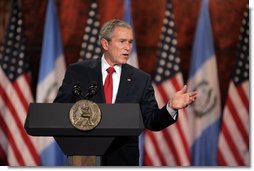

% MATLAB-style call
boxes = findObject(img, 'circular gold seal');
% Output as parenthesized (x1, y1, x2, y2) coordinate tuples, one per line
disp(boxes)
(69, 100, 101, 131)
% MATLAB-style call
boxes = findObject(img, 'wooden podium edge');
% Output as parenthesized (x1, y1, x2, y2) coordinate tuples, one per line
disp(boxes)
(68, 156, 102, 166)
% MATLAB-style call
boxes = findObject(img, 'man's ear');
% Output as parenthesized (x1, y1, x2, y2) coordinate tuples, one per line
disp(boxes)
(101, 38, 109, 50)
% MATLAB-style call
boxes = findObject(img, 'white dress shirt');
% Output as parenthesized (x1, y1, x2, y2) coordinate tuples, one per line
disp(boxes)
(101, 56, 121, 104)
(101, 55, 177, 119)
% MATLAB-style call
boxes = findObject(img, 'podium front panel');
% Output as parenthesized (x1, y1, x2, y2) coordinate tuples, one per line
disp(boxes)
(25, 103, 144, 137)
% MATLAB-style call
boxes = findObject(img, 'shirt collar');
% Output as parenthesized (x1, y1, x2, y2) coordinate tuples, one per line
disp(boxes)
(101, 55, 121, 74)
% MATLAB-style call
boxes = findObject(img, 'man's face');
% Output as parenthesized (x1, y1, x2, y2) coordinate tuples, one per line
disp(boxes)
(104, 27, 133, 66)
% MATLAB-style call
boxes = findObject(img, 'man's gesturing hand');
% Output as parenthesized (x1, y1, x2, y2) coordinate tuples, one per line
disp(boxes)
(168, 85, 198, 110)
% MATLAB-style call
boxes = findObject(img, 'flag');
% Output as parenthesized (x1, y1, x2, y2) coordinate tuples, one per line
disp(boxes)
(123, 0, 142, 165)
(124, 0, 139, 68)
(143, 0, 191, 166)
(217, 5, 249, 166)
(79, 0, 102, 61)
(187, 0, 221, 165)
(0, 0, 40, 165)
(36, 0, 67, 165)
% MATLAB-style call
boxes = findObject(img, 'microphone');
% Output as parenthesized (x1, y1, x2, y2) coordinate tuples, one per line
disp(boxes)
(72, 84, 85, 100)
(84, 81, 98, 100)
(72, 81, 98, 100)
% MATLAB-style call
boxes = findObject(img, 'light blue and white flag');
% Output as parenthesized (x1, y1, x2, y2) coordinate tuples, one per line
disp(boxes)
(36, 0, 67, 165)
(187, 0, 221, 166)
(124, 0, 139, 68)
(123, 0, 142, 165)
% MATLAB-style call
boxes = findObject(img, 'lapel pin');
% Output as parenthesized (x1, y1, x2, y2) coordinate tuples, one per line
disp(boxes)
(127, 78, 131, 82)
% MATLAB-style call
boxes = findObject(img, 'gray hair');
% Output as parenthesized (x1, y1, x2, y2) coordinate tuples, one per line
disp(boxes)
(99, 19, 132, 42)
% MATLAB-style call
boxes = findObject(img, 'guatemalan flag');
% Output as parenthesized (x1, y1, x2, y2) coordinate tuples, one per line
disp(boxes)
(123, 0, 142, 165)
(124, 0, 139, 68)
(36, 0, 67, 165)
(187, 0, 221, 165)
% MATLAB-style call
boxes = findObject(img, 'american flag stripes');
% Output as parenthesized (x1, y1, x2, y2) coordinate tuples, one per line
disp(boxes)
(79, 0, 102, 61)
(143, 0, 191, 166)
(0, 0, 40, 165)
(217, 5, 249, 166)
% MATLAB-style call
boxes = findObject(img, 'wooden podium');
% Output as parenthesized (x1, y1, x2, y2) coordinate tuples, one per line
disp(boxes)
(24, 103, 144, 166)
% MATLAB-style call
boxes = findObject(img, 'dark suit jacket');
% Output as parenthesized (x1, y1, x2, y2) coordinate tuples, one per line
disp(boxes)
(54, 58, 177, 166)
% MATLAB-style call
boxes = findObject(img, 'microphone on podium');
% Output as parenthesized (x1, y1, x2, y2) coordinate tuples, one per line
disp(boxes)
(72, 81, 98, 100)
(84, 81, 98, 100)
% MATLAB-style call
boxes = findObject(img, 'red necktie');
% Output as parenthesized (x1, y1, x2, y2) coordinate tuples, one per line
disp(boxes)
(104, 67, 115, 104)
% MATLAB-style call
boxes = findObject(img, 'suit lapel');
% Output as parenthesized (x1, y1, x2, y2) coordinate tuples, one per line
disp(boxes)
(88, 58, 105, 103)
(115, 64, 133, 103)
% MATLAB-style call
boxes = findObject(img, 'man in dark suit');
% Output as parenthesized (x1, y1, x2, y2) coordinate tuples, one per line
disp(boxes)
(54, 19, 197, 166)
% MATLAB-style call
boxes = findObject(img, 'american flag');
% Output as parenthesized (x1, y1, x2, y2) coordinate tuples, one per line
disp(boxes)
(143, 0, 191, 166)
(79, 0, 102, 61)
(217, 5, 249, 166)
(0, 0, 40, 166)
